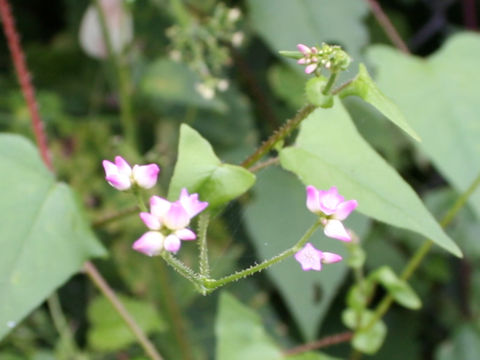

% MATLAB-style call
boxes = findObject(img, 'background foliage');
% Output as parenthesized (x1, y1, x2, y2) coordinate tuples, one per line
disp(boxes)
(0, 0, 479, 359)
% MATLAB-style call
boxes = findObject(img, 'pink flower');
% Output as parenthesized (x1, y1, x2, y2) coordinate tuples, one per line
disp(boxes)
(102, 156, 160, 191)
(306, 185, 358, 242)
(296, 43, 320, 74)
(133, 189, 208, 255)
(294, 243, 342, 271)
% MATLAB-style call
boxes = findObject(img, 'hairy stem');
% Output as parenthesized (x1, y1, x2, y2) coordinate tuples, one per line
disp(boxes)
(204, 221, 321, 290)
(363, 172, 480, 331)
(84, 262, 164, 360)
(322, 71, 339, 95)
(0, 0, 53, 170)
(283, 331, 353, 356)
(198, 212, 211, 278)
(241, 104, 316, 169)
(92, 0, 137, 149)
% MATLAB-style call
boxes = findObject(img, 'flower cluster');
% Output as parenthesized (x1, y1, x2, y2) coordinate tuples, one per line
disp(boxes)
(296, 43, 352, 74)
(103, 156, 159, 191)
(295, 185, 358, 272)
(134, 189, 208, 256)
(103, 157, 208, 256)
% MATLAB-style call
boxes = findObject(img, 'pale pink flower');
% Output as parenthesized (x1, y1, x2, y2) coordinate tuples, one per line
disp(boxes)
(294, 243, 342, 271)
(79, 0, 133, 59)
(306, 185, 358, 242)
(296, 43, 320, 74)
(133, 189, 207, 255)
(102, 156, 159, 191)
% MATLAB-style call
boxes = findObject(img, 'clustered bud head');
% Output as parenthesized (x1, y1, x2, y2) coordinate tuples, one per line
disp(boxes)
(133, 188, 208, 256)
(294, 243, 342, 271)
(103, 156, 160, 191)
(296, 43, 352, 75)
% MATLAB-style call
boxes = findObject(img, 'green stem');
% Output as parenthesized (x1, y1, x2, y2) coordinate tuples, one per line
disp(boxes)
(322, 72, 339, 95)
(92, 205, 139, 228)
(84, 262, 164, 360)
(134, 188, 148, 212)
(363, 172, 480, 331)
(204, 221, 321, 290)
(92, 0, 137, 149)
(241, 104, 316, 168)
(47, 293, 83, 359)
(198, 212, 211, 278)
(161, 252, 205, 292)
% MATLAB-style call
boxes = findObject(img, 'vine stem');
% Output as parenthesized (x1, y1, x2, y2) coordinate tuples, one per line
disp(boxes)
(0, 0, 53, 170)
(0, 2, 164, 358)
(92, 0, 137, 149)
(204, 221, 321, 290)
(241, 104, 316, 169)
(363, 172, 480, 332)
(83, 262, 164, 360)
(365, 0, 410, 54)
(198, 212, 211, 278)
(283, 331, 353, 356)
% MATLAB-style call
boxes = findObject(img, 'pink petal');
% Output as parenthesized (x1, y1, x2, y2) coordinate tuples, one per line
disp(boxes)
(294, 243, 323, 271)
(324, 219, 351, 242)
(102, 160, 117, 177)
(139, 212, 161, 230)
(297, 43, 311, 55)
(304, 63, 318, 74)
(306, 185, 321, 214)
(105, 173, 131, 190)
(150, 196, 171, 218)
(297, 58, 308, 65)
(114, 156, 132, 177)
(322, 252, 343, 264)
(178, 188, 208, 218)
(164, 234, 181, 253)
(175, 228, 196, 241)
(132, 231, 164, 256)
(163, 202, 190, 230)
(132, 164, 160, 189)
(335, 200, 358, 220)
(318, 186, 344, 215)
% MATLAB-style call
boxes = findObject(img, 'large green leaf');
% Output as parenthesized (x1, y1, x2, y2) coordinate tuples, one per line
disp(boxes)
(244, 166, 369, 340)
(215, 292, 282, 360)
(367, 32, 480, 219)
(0, 134, 106, 340)
(248, 0, 368, 81)
(280, 101, 461, 257)
(338, 64, 420, 141)
(168, 124, 255, 208)
(436, 324, 480, 360)
(215, 292, 339, 360)
(87, 295, 166, 351)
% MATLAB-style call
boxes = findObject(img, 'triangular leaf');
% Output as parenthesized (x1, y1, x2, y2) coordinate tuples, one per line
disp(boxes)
(280, 100, 461, 257)
(338, 64, 420, 141)
(0, 134, 106, 340)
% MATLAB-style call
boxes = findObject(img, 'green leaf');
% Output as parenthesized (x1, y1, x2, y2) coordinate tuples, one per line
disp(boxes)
(248, 0, 369, 82)
(371, 266, 421, 310)
(140, 58, 225, 111)
(367, 32, 480, 219)
(280, 100, 461, 257)
(342, 309, 387, 354)
(215, 292, 282, 360)
(0, 134, 106, 340)
(243, 166, 370, 340)
(436, 323, 480, 360)
(87, 295, 166, 351)
(338, 64, 420, 141)
(305, 77, 333, 108)
(168, 124, 256, 208)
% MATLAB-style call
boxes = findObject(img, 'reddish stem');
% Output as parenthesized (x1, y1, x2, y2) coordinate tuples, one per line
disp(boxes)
(283, 331, 353, 356)
(0, 0, 53, 170)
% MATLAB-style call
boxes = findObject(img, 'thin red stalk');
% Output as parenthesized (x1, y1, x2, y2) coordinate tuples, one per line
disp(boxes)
(283, 331, 353, 357)
(365, 0, 410, 54)
(0, 0, 53, 170)
(1, 2, 164, 358)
